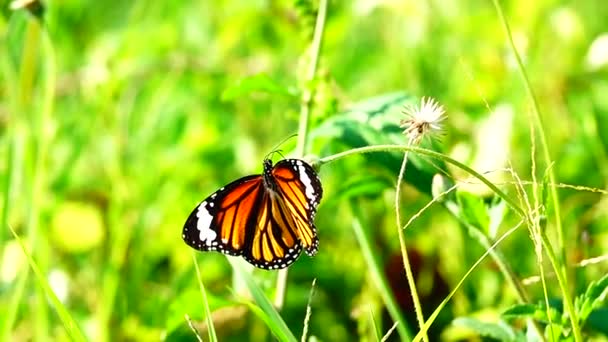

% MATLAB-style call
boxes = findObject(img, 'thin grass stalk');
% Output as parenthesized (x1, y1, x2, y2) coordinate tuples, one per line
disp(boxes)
(295, 0, 327, 158)
(512, 154, 555, 340)
(491, 3, 579, 339)
(381, 322, 400, 342)
(192, 252, 218, 341)
(300, 278, 317, 342)
(185, 315, 204, 342)
(527, 105, 556, 340)
(490, 0, 564, 255)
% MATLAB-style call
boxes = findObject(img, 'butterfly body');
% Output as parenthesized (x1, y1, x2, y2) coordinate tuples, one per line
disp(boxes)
(183, 158, 323, 270)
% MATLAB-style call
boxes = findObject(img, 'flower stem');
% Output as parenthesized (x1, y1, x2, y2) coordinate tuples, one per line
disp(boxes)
(394, 146, 428, 342)
(275, 0, 328, 310)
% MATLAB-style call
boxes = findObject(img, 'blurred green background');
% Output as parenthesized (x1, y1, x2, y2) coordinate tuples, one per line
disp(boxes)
(1, 0, 608, 341)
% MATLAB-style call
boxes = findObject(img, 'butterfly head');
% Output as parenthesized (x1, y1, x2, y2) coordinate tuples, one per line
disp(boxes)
(262, 158, 278, 191)
(263, 158, 273, 171)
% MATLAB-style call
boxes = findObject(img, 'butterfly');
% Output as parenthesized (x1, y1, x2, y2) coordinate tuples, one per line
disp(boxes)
(182, 158, 323, 270)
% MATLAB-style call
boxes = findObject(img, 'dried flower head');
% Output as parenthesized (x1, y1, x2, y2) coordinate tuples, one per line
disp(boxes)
(400, 96, 446, 144)
(10, 0, 44, 18)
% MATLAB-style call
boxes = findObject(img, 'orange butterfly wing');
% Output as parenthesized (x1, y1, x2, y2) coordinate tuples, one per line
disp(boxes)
(182, 175, 263, 256)
(270, 159, 322, 256)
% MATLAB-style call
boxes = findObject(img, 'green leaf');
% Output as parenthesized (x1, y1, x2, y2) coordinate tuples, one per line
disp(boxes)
(456, 191, 490, 234)
(221, 73, 298, 101)
(452, 317, 517, 341)
(577, 273, 608, 321)
(544, 323, 565, 342)
(324, 174, 392, 207)
(586, 307, 608, 335)
(502, 303, 561, 325)
(502, 304, 538, 320)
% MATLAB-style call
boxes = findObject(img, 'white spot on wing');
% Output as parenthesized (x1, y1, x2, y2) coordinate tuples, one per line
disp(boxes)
(297, 161, 316, 201)
(196, 201, 217, 245)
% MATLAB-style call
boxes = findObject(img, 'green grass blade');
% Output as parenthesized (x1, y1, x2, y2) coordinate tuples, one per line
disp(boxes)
(369, 309, 382, 341)
(350, 206, 412, 341)
(228, 257, 297, 342)
(192, 253, 218, 342)
(0, 118, 24, 342)
(300, 278, 316, 342)
(8, 226, 87, 342)
(1, 263, 29, 341)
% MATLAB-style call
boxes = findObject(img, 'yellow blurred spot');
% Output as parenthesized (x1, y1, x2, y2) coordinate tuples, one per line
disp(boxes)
(51, 202, 105, 253)
(0, 240, 27, 283)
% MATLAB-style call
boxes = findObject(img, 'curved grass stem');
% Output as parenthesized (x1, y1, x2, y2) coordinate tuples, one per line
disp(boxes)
(320, 144, 526, 218)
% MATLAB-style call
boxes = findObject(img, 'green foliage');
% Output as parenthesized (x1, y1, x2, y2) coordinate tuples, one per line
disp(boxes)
(311, 92, 444, 195)
(221, 73, 298, 101)
(457, 191, 491, 234)
(500, 274, 608, 339)
(2, 1, 608, 341)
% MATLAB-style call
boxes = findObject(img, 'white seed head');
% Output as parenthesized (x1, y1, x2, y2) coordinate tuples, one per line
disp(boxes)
(400, 96, 446, 144)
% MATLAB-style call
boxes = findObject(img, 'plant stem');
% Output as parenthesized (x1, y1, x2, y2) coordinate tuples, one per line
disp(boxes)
(275, 0, 328, 310)
(490, 0, 564, 256)
(295, 0, 327, 157)
(394, 148, 427, 342)
(541, 232, 581, 340)
(300, 278, 317, 342)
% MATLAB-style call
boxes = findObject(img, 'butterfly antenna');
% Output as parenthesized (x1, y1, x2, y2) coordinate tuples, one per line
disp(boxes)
(265, 133, 298, 161)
